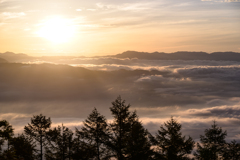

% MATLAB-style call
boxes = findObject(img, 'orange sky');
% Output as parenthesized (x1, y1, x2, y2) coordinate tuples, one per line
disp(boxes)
(0, 0, 239, 56)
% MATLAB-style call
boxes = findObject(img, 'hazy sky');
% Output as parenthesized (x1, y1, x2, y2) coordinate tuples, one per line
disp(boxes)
(0, 0, 239, 56)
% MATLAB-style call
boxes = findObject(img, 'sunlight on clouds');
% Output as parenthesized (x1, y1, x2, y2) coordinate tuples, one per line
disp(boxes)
(0, 0, 239, 54)
(0, 113, 30, 120)
(51, 121, 84, 129)
(2, 12, 25, 19)
(95, 2, 154, 12)
(184, 104, 240, 118)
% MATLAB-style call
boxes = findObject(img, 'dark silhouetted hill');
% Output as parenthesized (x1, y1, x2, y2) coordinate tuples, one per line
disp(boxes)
(114, 51, 240, 61)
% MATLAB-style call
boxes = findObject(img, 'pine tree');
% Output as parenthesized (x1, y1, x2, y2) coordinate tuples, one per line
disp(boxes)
(222, 140, 240, 160)
(108, 96, 133, 160)
(24, 114, 51, 160)
(9, 134, 37, 160)
(71, 133, 96, 160)
(107, 96, 154, 160)
(76, 108, 111, 160)
(0, 120, 14, 159)
(45, 124, 74, 160)
(0, 120, 14, 151)
(125, 112, 153, 160)
(152, 117, 194, 160)
(194, 120, 227, 160)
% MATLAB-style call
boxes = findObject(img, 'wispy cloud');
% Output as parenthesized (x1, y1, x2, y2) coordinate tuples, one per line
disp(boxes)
(96, 2, 152, 11)
(1, 12, 25, 19)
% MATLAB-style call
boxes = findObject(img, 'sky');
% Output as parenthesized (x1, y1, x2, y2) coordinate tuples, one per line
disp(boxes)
(0, 0, 239, 56)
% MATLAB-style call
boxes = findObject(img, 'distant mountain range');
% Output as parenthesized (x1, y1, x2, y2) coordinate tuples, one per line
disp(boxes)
(0, 52, 33, 62)
(114, 51, 240, 61)
(0, 57, 8, 63)
(1, 51, 240, 62)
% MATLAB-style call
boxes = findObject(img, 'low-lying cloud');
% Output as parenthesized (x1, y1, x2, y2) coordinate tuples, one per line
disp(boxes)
(1, 52, 240, 141)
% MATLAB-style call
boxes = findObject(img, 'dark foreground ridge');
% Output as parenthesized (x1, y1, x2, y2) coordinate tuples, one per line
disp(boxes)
(0, 97, 239, 160)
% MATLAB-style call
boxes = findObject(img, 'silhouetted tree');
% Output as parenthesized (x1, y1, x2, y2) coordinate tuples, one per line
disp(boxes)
(0, 120, 14, 160)
(0, 120, 14, 151)
(125, 112, 153, 160)
(152, 117, 194, 160)
(222, 140, 240, 160)
(76, 108, 111, 160)
(107, 96, 154, 160)
(71, 131, 96, 160)
(45, 124, 74, 160)
(194, 121, 227, 160)
(24, 114, 51, 160)
(0, 149, 16, 160)
(107, 96, 133, 160)
(9, 134, 37, 160)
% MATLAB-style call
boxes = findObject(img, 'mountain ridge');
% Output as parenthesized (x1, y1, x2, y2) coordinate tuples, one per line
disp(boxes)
(114, 51, 240, 61)
(0, 57, 8, 63)
(1, 51, 240, 62)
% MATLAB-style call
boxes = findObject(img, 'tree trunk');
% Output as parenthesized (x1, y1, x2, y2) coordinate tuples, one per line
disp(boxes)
(62, 139, 64, 160)
(7, 139, 9, 151)
(97, 140, 100, 160)
(69, 138, 71, 160)
(119, 114, 122, 160)
(40, 135, 43, 160)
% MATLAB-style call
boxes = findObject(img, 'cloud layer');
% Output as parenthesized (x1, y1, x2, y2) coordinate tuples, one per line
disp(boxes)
(1, 52, 240, 141)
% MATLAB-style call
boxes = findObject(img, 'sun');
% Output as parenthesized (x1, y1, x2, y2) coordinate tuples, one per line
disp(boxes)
(37, 17, 75, 44)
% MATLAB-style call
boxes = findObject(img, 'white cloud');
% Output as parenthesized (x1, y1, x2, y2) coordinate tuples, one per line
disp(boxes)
(160, 19, 208, 25)
(96, 2, 153, 11)
(1, 12, 25, 19)
(87, 9, 96, 11)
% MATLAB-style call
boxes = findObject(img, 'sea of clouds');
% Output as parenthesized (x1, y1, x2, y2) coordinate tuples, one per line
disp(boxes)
(1, 54, 240, 142)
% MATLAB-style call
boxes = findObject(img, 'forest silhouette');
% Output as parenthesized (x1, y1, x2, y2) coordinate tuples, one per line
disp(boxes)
(0, 96, 239, 160)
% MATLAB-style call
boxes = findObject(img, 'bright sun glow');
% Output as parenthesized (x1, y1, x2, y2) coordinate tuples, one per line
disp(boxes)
(37, 17, 75, 44)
